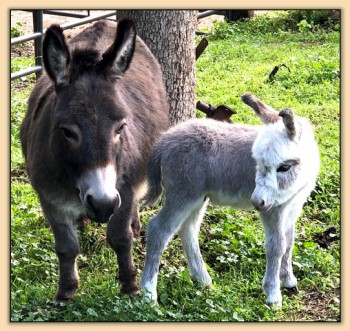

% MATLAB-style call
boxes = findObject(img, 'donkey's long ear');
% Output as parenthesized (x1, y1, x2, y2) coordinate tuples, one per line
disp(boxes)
(279, 108, 297, 140)
(241, 93, 280, 124)
(43, 25, 70, 87)
(99, 19, 136, 79)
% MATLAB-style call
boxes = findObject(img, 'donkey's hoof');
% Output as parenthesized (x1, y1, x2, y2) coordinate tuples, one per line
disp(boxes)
(120, 283, 139, 296)
(54, 291, 75, 302)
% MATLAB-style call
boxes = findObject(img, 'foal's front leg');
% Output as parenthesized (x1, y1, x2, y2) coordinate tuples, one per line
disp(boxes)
(280, 222, 298, 290)
(280, 205, 303, 291)
(260, 210, 286, 306)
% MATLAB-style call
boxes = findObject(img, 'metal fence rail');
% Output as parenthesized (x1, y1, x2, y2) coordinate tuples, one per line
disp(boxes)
(11, 10, 247, 81)
(11, 10, 117, 80)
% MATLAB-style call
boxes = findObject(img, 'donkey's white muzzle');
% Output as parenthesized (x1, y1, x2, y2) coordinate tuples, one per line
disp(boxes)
(77, 164, 120, 223)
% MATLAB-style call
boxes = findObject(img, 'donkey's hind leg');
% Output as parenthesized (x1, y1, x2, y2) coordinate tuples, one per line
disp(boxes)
(141, 199, 201, 303)
(178, 197, 212, 286)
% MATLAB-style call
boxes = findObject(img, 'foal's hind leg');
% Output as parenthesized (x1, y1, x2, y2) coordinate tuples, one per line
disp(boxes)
(178, 198, 212, 286)
(141, 200, 199, 303)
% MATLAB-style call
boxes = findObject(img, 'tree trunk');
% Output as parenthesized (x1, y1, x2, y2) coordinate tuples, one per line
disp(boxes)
(117, 10, 198, 125)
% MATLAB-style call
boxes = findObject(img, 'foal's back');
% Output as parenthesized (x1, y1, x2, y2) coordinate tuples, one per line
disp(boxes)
(156, 119, 259, 206)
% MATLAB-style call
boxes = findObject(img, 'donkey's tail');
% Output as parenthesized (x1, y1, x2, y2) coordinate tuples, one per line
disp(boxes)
(142, 147, 164, 207)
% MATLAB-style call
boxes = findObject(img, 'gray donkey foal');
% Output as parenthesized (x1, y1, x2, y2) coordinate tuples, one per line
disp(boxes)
(141, 93, 320, 307)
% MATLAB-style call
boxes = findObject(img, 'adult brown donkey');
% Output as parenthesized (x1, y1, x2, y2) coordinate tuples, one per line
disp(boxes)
(20, 19, 169, 301)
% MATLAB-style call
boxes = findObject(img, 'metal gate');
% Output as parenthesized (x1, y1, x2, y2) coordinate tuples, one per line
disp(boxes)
(11, 10, 117, 80)
(11, 9, 246, 81)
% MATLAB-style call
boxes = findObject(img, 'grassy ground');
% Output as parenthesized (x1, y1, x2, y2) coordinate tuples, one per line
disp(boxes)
(10, 10, 340, 322)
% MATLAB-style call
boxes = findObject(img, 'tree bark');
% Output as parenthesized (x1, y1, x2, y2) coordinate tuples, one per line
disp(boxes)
(117, 10, 198, 125)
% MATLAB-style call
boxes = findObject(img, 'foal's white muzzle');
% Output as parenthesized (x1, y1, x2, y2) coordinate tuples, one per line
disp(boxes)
(251, 188, 275, 212)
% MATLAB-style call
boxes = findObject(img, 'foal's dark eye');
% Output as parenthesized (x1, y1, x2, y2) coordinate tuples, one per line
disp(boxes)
(277, 164, 292, 172)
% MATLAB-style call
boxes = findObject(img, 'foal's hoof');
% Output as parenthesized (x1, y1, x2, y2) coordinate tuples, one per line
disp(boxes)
(143, 295, 158, 306)
(283, 286, 299, 297)
(266, 301, 282, 309)
(141, 291, 158, 306)
(266, 292, 283, 308)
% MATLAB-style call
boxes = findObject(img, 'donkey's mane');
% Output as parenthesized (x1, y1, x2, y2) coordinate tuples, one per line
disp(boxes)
(70, 48, 101, 79)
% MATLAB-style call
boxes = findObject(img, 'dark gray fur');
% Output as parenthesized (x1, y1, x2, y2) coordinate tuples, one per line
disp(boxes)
(20, 19, 169, 300)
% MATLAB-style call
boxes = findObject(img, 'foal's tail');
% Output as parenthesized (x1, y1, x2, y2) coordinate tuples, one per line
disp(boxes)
(142, 146, 164, 207)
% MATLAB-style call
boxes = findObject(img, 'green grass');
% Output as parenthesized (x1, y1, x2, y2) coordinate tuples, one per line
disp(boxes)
(10, 10, 340, 322)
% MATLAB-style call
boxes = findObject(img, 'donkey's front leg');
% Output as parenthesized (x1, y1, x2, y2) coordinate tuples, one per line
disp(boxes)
(107, 190, 138, 295)
(260, 211, 286, 307)
(42, 200, 81, 301)
(49, 220, 80, 301)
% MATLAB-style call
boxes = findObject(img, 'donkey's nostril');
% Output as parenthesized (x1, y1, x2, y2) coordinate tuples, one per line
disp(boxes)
(84, 192, 117, 223)
(86, 194, 95, 211)
(77, 165, 119, 223)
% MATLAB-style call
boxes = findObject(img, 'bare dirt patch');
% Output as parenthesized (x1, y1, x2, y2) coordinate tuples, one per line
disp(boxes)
(296, 289, 340, 321)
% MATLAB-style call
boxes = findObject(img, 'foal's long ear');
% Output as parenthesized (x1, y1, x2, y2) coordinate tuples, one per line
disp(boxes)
(279, 108, 297, 140)
(43, 25, 70, 88)
(241, 93, 280, 124)
(99, 19, 136, 79)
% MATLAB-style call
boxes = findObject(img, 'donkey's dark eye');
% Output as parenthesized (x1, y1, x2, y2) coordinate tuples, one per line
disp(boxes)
(60, 127, 78, 141)
(115, 123, 126, 136)
(277, 164, 292, 172)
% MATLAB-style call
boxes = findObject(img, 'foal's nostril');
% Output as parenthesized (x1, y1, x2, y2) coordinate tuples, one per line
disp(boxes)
(251, 195, 270, 211)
